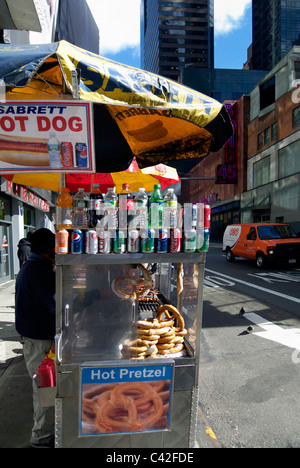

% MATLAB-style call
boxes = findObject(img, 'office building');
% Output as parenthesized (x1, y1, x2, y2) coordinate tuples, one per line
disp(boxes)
(141, 0, 214, 81)
(180, 67, 267, 103)
(252, 0, 300, 71)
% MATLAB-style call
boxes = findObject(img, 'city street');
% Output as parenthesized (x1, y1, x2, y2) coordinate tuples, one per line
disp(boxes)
(199, 247, 300, 448)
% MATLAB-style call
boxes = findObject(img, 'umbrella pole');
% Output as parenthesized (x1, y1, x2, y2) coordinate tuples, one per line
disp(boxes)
(90, 173, 95, 192)
(60, 173, 66, 190)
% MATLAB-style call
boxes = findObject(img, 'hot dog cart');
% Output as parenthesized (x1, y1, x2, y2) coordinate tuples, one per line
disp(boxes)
(53, 250, 206, 448)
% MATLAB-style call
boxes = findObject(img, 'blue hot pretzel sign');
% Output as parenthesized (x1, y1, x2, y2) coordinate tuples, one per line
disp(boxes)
(80, 362, 174, 436)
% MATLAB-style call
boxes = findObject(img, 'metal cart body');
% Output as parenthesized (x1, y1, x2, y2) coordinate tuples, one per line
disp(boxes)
(54, 252, 205, 448)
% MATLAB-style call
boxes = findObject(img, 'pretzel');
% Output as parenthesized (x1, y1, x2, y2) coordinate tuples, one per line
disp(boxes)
(138, 326, 171, 336)
(157, 304, 185, 332)
(137, 332, 160, 342)
(112, 264, 153, 300)
(136, 318, 174, 329)
(97, 397, 140, 432)
(82, 384, 116, 422)
(157, 342, 175, 350)
(111, 382, 164, 429)
(157, 343, 184, 354)
(174, 327, 187, 336)
(177, 263, 184, 294)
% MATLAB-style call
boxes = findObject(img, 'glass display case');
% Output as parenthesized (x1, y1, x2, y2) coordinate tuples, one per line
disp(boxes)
(54, 252, 206, 448)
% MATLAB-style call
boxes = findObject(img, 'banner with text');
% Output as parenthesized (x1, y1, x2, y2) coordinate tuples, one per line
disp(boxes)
(0, 100, 95, 173)
(80, 362, 174, 436)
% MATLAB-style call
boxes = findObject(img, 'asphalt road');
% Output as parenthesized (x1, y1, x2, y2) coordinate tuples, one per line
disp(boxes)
(198, 247, 300, 448)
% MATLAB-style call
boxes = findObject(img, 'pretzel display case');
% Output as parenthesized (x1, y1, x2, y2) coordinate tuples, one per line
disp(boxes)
(54, 252, 205, 448)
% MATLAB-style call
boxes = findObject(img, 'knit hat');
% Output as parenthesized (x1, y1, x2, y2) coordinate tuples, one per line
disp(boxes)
(30, 228, 55, 256)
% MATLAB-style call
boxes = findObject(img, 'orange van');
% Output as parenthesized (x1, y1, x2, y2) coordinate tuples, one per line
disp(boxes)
(223, 223, 300, 268)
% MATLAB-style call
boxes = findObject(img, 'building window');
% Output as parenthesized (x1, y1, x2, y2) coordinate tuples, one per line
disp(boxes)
(292, 106, 300, 128)
(253, 155, 270, 188)
(23, 207, 35, 228)
(260, 76, 275, 110)
(258, 132, 263, 150)
(271, 122, 278, 140)
(264, 127, 270, 144)
(294, 62, 300, 80)
(278, 139, 300, 178)
(0, 196, 11, 221)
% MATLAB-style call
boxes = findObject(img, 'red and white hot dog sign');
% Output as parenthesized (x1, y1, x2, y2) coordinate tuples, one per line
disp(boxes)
(0, 100, 95, 173)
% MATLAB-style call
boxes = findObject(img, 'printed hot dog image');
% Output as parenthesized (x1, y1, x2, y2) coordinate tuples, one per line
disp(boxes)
(0, 134, 49, 166)
(81, 380, 170, 434)
(127, 120, 168, 142)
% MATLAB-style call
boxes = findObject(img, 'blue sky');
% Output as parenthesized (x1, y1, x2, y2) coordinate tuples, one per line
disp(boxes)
(87, 0, 252, 70)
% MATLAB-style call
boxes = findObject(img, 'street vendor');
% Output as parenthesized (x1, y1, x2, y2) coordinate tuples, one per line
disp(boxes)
(15, 228, 56, 449)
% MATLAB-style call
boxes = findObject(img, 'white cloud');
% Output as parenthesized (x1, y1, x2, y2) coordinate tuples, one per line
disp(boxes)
(87, 0, 251, 55)
(214, 0, 252, 36)
(87, 0, 141, 55)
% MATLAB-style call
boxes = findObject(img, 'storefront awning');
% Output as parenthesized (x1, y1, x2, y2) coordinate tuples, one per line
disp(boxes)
(0, 0, 41, 32)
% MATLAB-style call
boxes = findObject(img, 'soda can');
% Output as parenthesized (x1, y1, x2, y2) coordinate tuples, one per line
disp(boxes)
(204, 205, 211, 229)
(141, 228, 155, 253)
(85, 230, 98, 254)
(156, 229, 168, 253)
(98, 229, 111, 253)
(71, 229, 83, 254)
(199, 229, 210, 252)
(169, 228, 181, 252)
(75, 143, 88, 168)
(113, 229, 126, 254)
(183, 228, 196, 253)
(128, 229, 140, 253)
(55, 229, 69, 254)
(61, 142, 74, 167)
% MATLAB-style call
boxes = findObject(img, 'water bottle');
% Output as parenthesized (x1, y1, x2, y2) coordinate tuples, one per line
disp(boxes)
(47, 133, 61, 168)
(88, 183, 104, 228)
(134, 188, 148, 229)
(163, 188, 178, 228)
(103, 187, 118, 230)
(73, 188, 89, 228)
(149, 184, 163, 229)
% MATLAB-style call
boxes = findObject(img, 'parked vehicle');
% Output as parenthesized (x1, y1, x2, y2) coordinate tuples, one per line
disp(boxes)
(223, 223, 300, 268)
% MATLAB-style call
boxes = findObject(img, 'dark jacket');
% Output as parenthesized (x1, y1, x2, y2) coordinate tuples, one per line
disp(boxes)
(15, 252, 56, 340)
(17, 238, 32, 267)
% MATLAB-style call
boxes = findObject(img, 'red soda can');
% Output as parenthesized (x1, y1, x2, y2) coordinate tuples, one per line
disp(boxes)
(61, 142, 74, 167)
(85, 230, 98, 254)
(55, 229, 69, 254)
(169, 228, 181, 252)
(204, 205, 211, 229)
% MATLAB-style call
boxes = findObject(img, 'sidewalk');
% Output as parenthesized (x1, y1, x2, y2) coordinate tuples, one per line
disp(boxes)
(0, 280, 33, 448)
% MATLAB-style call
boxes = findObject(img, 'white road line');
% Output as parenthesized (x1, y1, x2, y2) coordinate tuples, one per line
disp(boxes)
(205, 268, 300, 304)
(244, 312, 300, 350)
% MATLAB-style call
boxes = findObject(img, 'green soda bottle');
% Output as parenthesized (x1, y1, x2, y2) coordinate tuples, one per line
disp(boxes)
(149, 184, 163, 229)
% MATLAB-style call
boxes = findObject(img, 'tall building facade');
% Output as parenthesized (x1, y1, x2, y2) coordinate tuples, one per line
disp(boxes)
(252, 0, 300, 71)
(141, 0, 214, 81)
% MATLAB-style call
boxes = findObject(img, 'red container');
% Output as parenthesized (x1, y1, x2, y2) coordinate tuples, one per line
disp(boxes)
(61, 142, 74, 167)
(169, 228, 181, 252)
(204, 205, 211, 229)
(38, 364, 54, 388)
